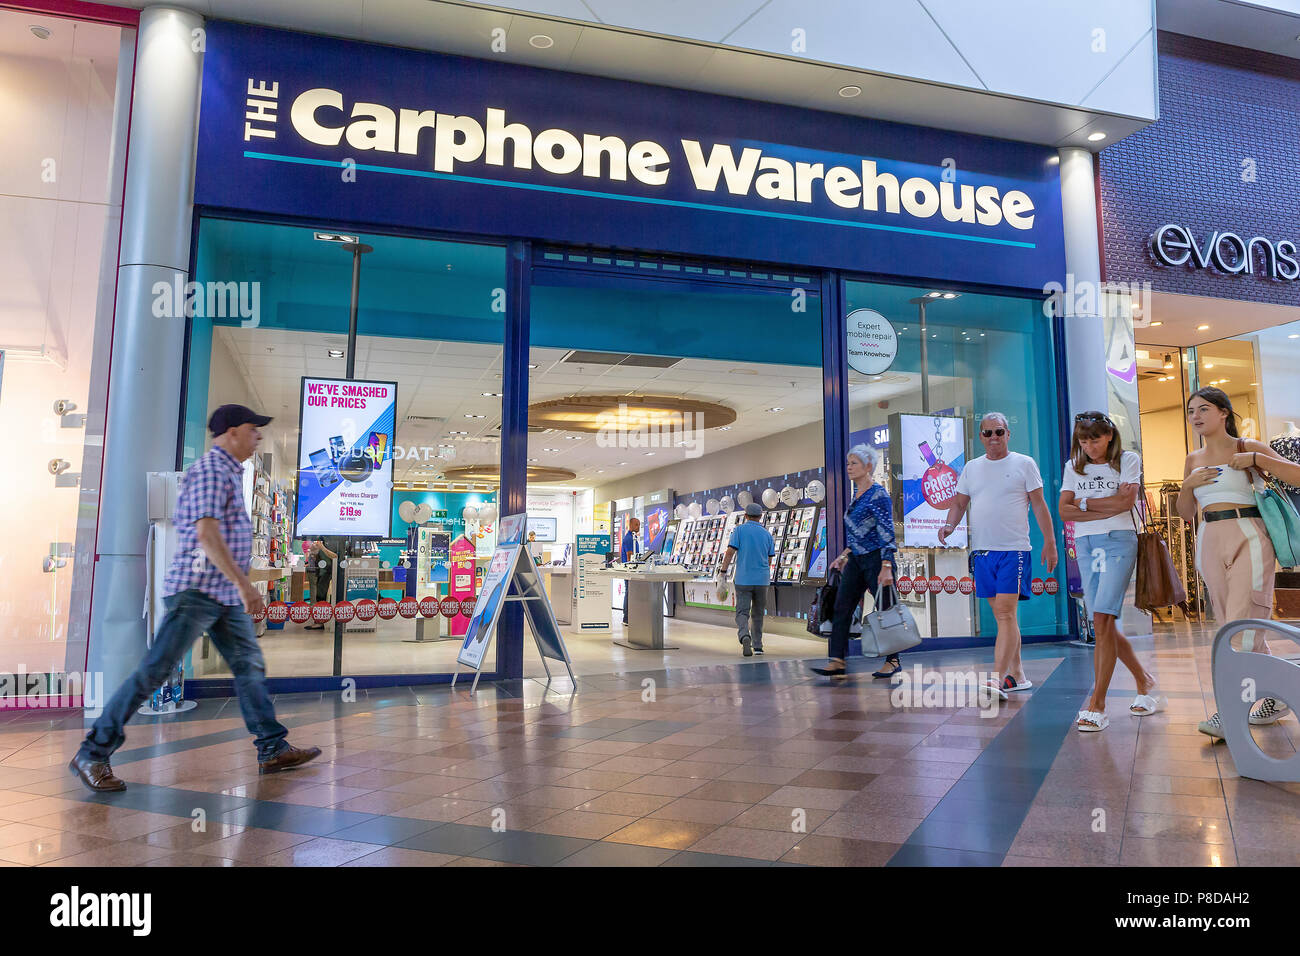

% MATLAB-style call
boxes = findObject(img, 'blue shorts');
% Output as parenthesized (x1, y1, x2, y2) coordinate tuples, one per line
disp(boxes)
(971, 550, 1032, 601)
(1076, 531, 1138, 618)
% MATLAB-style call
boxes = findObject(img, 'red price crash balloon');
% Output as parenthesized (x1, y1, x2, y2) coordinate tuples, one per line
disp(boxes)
(922, 462, 960, 509)
(376, 597, 399, 620)
(353, 599, 377, 621)
(333, 601, 355, 622)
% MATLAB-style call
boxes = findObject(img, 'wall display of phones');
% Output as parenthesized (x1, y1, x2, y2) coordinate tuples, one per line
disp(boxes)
(895, 549, 929, 607)
(776, 505, 819, 582)
(760, 508, 788, 580)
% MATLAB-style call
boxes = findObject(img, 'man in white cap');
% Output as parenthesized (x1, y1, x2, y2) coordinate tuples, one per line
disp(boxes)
(718, 502, 776, 656)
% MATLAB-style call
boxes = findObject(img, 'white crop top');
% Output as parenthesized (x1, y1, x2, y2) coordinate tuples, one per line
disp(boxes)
(1192, 464, 1257, 508)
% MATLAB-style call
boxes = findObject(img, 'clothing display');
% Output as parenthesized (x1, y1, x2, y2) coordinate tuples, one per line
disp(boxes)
(1269, 431, 1300, 496)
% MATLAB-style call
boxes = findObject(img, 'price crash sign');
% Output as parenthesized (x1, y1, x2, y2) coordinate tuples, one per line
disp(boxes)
(294, 376, 397, 539)
(899, 413, 967, 548)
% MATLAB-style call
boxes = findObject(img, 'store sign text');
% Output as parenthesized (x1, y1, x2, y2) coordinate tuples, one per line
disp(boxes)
(1150, 223, 1300, 281)
(243, 81, 1038, 231)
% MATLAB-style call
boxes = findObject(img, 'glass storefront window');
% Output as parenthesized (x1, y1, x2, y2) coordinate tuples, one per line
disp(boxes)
(845, 279, 1066, 639)
(0, 12, 129, 694)
(184, 219, 506, 678)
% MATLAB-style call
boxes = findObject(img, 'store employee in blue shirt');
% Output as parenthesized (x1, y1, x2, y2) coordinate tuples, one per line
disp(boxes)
(718, 503, 775, 657)
(620, 517, 640, 624)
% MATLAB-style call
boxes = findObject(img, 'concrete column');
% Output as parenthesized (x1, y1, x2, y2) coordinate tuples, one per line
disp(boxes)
(1058, 147, 1109, 418)
(86, 7, 204, 697)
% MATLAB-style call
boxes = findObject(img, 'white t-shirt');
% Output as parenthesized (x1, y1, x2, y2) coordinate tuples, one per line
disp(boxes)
(1061, 450, 1141, 536)
(954, 452, 1044, 552)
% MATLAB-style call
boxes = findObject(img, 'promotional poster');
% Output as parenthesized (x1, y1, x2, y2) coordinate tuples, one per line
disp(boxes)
(896, 413, 968, 548)
(294, 377, 397, 539)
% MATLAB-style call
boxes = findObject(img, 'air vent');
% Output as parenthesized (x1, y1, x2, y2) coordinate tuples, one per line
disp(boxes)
(403, 415, 445, 425)
(562, 350, 680, 369)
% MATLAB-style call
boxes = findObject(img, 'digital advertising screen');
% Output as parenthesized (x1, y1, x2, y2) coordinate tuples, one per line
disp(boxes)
(894, 413, 968, 549)
(294, 377, 397, 539)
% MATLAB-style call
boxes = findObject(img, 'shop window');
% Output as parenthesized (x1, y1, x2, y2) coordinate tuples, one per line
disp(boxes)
(0, 12, 129, 694)
(845, 279, 1066, 641)
(184, 219, 506, 679)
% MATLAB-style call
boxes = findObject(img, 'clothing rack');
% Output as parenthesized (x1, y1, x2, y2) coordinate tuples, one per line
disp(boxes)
(1142, 479, 1202, 622)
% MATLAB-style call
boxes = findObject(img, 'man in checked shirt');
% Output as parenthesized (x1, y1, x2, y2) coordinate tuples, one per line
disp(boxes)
(70, 405, 320, 793)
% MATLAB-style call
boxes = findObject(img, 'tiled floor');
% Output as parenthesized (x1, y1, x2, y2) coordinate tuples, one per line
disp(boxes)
(3, 621, 1299, 866)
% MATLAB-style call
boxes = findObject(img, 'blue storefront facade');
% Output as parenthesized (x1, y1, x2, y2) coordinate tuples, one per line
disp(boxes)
(62, 9, 1123, 698)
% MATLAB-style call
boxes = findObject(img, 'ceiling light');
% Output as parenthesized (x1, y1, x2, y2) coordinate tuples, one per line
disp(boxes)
(465, 413, 485, 418)
(529, 394, 735, 433)
(529, 34, 554, 48)
(542, 447, 558, 452)
(1197, 324, 1210, 331)
(941, 293, 958, 299)
(564, 435, 581, 440)
(838, 85, 862, 98)
(449, 430, 468, 435)
(314, 232, 358, 243)
(30, 25, 51, 39)
(1150, 321, 1163, 327)
(327, 349, 344, 358)
(718, 426, 732, 431)
(618, 462, 628, 466)
(1204, 362, 1214, 369)
(644, 452, 655, 456)
(595, 469, 604, 473)
(1087, 131, 1107, 142)
(482, 391, 502, 397)
(1290, 334, 1299, 339)
(528, 458, 538, 462)
(528, 364, 540, 369)
(766, 407, 783, 412)
(926, 291, 943, 299)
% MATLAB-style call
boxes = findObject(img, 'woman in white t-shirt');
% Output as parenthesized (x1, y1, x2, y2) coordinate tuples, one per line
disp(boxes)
(1058, 412, 1161, 732)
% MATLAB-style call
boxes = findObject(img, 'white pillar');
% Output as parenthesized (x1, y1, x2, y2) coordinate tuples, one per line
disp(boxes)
(87, 6, 204, 695)
(1058, 147, 1109, 418)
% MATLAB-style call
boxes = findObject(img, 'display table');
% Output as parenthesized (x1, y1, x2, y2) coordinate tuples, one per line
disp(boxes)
(540, 566, 572, 625)
(589, 566, 704, 650)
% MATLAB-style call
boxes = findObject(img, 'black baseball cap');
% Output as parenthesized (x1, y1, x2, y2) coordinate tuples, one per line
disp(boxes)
(208, 404, 272, 436)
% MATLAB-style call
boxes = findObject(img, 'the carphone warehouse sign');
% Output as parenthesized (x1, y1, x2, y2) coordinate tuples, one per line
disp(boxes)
(295, 376, 397, 539)
(196, 22, 1064, 291)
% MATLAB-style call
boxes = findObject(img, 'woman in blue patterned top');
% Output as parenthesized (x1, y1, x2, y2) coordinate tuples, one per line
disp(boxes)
(812, 444, 901, 680)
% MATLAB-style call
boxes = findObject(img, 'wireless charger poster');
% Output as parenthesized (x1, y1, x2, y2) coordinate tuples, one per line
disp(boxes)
(294, 376, 398, 539)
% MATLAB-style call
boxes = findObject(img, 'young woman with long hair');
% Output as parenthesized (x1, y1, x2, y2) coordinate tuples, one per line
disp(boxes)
(1177, 387, 1300, 738)
(1059, 412, 1160, 731)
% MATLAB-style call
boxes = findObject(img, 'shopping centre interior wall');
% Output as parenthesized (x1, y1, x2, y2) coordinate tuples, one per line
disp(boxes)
(1099, 32, 1300, 309)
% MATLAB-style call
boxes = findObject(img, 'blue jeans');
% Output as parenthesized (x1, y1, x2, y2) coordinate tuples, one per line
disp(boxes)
(1076, 531, 1139, 618)
(80, 589, 289, 763)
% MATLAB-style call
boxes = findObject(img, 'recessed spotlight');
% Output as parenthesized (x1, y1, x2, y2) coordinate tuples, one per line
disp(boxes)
(766, 407, 783, 412)
(618, 462, 628, 466)
(528, 457, 538, 462)
(595, 469, 604, 473)
(1197, 324, 1210, 331)
(644, 452, 655, 456)
(926, 291, 943, 299)
(718, 426, 732, 431)
(529, 34, 554, 48)
(542, 447, 558, 452)
(464, 413, 485, 418)
(838, 85, 862, 98)
(314, 232, 358, 243)
(564, 436, 581, 440)
(528, 364, 540, 369)
(30, 25, 51, 39)
(1150, 321, 1163, 327)
(327, 349, 344, 358)
(449, 430, 468, 435)
(482, 391, 501, 397)
(1087, 131, 1107, 142)
(1204, 362, 1214, 369)
(941, 292, 958, 299)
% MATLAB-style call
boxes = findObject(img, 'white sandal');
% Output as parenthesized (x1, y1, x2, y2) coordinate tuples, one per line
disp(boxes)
(1130, 693, 1167, 716)
(1076, 710, 1109, 732)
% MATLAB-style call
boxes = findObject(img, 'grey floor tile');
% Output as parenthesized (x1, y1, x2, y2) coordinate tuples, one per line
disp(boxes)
(661, 851, 773, 867)
(329, 816, 442, 845)
(396, 823, 501, 856)
(556, 842, 679, 867)
(474, 830, 593, 866)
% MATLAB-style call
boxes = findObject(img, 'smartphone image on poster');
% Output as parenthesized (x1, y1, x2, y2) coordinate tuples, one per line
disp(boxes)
(309, 448, 340, 488)
(328, 435, 347, 461)
(919, 441, 938, 467)
(368, 431, 388, 469)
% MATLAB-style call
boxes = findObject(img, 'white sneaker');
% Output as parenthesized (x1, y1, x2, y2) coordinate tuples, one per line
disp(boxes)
(1249, 698, 1291, 726)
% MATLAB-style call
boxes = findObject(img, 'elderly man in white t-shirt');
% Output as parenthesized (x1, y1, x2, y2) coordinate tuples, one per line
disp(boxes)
(939, 412, 1058, 700)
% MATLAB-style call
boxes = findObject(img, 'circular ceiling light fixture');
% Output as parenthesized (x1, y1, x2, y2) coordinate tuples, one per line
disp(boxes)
(527, 394, 736, 434)
(1087, 131, 1107, 142)
(30, 25, 51, 39)
(529, 34, 554, 48)
(838, 85, 862, 98)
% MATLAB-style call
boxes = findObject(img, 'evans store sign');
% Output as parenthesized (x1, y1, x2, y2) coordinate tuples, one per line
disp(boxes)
(197, 22, 1065, 290)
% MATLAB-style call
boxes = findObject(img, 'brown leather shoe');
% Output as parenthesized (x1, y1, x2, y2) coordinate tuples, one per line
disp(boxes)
(68, 753, 127, 793)
(258, 744, 322, 775)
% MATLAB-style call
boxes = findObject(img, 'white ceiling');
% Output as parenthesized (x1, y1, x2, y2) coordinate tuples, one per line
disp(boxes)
(216, 325, 932, 489)
(107, 0, 1155, 148)
(1136, 291, 1300, 348)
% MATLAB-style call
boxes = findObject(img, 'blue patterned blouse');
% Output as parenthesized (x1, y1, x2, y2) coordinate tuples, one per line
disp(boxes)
(844, 483, 897, 557)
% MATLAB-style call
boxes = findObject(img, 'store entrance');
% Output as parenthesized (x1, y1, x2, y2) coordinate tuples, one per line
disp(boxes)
(1135, 292, 1300, 628)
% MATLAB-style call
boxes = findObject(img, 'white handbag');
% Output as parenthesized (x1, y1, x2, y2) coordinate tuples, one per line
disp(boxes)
(861, 584, 922, 657)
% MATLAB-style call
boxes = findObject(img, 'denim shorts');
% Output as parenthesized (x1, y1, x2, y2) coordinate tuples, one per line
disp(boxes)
(1076, 530, 1138, 618)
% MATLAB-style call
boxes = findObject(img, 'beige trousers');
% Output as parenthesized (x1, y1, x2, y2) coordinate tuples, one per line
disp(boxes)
(1196, 516, 1276, 651)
